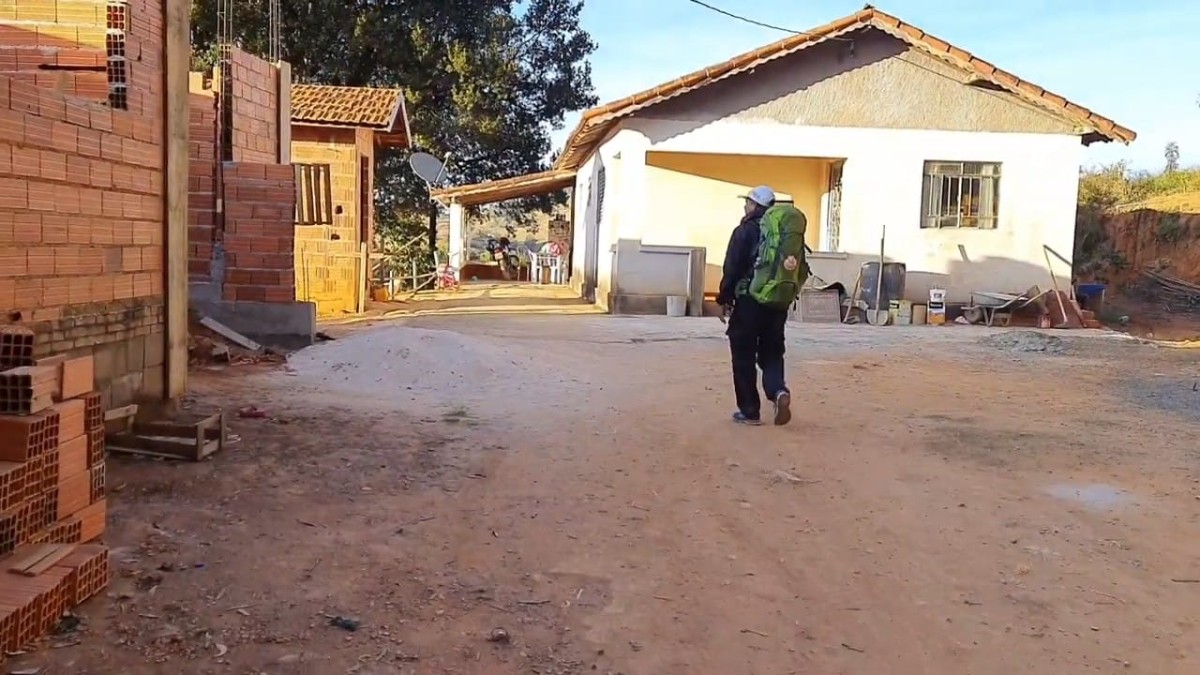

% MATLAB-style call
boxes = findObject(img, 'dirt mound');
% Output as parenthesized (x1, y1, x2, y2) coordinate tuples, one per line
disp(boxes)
(1098, 206, 1200, 287)
(980, 331, 1069, 354)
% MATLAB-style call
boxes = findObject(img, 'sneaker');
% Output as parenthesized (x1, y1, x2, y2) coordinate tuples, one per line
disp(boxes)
(732, 412, 763, 426)
(773, 391, 792, 426)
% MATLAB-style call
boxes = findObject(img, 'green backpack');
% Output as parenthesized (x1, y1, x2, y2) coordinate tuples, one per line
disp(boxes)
(747, 204, 809, 309)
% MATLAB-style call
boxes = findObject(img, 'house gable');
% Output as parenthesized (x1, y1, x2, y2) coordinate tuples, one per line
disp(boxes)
(636, 28, 1078, 136)
(555, 7, 1133, 170)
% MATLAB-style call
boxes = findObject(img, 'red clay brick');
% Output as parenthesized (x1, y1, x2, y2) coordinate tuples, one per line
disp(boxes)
(49, 400, 84, 442)
(56, 470, 89, 520)
(57, 434, 86, 479)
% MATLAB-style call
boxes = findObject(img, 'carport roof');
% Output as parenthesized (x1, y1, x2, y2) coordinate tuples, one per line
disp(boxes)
(430, 169, 576, 206)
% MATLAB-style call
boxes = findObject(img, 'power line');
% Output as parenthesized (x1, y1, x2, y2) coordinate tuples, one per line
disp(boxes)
(678, 0, 1032, 109)
(681, 0, 848, 41)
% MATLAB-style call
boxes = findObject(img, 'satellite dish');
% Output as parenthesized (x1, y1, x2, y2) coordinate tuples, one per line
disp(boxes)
(409, 152, 446, 185)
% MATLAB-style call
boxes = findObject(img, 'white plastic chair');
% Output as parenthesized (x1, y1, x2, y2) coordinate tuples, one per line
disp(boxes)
(530, 253, 565, 285)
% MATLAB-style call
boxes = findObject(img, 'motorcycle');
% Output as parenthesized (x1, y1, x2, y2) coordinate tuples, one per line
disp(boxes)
(485, 237, 520, 280)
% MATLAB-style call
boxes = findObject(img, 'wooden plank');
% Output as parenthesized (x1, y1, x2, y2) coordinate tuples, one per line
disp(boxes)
(105, 404, 138, 422)
(294, 164, 305, 223)
(312, 166, 321, 223)
(134, 420, 217, 438)
(107, 444, 198, 461)
(163, 0, 191, 400)
(21, 544, 75, 576)
(198, 316, 262, 352)
(321, 164, 334, 224)
(7, 545, 55, 574)
(108, 432, 197, 453)
(357, 242, 368, 314)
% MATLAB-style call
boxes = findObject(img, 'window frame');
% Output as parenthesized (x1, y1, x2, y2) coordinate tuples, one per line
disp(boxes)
(920, 160, 1002, 230)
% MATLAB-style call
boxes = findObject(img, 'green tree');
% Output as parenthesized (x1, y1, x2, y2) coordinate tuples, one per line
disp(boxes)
(190, 0, 597, 243)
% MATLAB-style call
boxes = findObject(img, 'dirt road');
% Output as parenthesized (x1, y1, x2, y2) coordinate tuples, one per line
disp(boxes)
(15, 316, 1200, 674)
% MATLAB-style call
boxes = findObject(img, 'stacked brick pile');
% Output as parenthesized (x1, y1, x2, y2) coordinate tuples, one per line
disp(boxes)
(0, 326, 109, 652)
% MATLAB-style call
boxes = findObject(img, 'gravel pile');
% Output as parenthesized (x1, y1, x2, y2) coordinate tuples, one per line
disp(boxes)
(980, 331, 1070, 354)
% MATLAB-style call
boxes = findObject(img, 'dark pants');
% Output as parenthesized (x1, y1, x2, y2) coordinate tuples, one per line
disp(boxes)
(726, 297, 789, 419)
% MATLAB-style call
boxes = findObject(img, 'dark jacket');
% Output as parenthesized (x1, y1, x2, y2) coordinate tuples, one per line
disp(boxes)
(717, 209, 764, 306)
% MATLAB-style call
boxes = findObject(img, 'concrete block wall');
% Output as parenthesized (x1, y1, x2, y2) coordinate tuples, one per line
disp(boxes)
(187, 73, 217, 281)
(295, 229, 361, 317)
(290, 125, 371, 317)
(0, 0, 168, 410)
(290, 125, 361, 242)
(228, 48, 278, 165)
(221, 163, 296, 303)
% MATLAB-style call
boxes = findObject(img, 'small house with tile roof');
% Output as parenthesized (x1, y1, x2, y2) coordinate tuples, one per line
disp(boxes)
(433, 6, 1134, 314)
(289, 84, 411, 316)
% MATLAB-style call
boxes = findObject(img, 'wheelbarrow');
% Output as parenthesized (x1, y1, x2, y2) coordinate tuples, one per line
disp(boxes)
(963, 287, 1048, 327)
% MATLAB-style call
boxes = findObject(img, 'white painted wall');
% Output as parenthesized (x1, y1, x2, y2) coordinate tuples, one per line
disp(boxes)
(570, 155, 596, 297)
(447, 201, 465, 280)
(569, 128, 652, 310)
(622, 118, 1084, 303)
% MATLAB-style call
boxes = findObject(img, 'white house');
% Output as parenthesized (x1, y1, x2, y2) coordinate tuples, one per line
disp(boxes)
(433, 6, 1134, 313)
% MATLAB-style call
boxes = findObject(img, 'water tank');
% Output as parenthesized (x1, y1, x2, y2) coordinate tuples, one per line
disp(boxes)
(859, 262, 907, 310)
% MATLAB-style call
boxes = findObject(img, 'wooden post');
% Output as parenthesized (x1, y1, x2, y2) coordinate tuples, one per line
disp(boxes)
(163, 0, 190, 400)
(357, 242, 368, 313)
(276, 61, 291, 164)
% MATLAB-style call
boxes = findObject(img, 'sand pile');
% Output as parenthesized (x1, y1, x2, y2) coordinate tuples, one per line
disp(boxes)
(283, 327, 538, 406)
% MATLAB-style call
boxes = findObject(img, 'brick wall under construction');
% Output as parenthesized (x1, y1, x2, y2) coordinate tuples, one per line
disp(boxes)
(290, 125, 371, 317)
(0, 0, 167, 409)
(187, 74, 217, 282)
(0, 0, 109, 101)
(0, 0, 159, 115)
(228, 47, 278, 165)
(188, 49, 295, 303)
(222, 163, 296, 303)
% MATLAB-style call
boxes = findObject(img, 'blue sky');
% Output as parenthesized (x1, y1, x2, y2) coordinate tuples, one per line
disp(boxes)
(553, 0, 1199, 171)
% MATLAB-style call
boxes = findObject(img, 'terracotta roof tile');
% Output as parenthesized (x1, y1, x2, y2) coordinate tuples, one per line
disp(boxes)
(290, 84, 408, 134)
(554, 6, 1135, 170)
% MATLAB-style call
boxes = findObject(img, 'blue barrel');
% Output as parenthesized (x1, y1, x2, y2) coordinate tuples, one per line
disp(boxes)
(1075, 283, 1107, 314)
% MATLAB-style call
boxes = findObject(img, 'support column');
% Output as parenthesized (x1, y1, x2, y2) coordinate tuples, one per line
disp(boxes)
(448, 201, 465, 280)
(276, 61, 292, 164)
(163, 0, 189, 400)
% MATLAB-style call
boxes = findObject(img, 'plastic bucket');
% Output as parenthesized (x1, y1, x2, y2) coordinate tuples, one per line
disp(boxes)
(1076, 283, 1107, 314)
(666, 295, 687, 317)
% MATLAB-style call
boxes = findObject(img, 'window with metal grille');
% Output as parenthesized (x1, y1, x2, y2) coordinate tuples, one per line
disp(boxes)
(105, 2, 129, 110)
(596, 164, 607, 223)
(920, 161, 1001, 229)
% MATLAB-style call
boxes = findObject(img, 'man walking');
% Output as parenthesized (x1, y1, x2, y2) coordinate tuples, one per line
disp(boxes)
(717, 186, 792, 426)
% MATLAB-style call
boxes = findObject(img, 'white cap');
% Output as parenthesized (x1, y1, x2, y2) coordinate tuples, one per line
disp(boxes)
(742, 186, 775, 207)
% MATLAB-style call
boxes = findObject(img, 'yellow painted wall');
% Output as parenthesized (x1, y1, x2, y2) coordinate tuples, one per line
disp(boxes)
(290, 124, 367, 317)
(643, 151, 830, 292)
